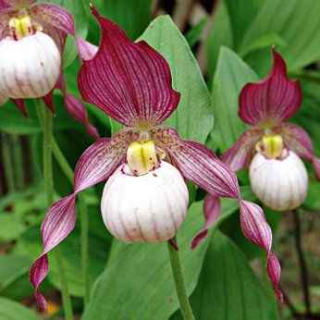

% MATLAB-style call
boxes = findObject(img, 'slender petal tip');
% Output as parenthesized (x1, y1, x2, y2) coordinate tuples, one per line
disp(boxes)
(191, 195, 221, 249)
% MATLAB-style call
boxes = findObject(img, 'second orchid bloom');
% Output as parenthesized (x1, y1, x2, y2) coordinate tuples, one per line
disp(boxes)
(223, 50, 320, 211)
(30, 7, 282, 309)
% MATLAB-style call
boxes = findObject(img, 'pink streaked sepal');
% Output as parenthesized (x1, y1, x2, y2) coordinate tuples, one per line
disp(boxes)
(281, 123, 320, 179)
(156, 128, 240, 198)
(222, 128, 263, 172)
(78, 7, 180, 127)
(239, 200, 282, 301)
(191, 194, 221, 249)
(30, 138, 127, 309)
(239, 50, 302, 126)
(30, 3, 75, 36)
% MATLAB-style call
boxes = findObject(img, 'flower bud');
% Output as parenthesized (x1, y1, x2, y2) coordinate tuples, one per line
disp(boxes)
(249, 150, 308, 211)
(0, 32, 61, 99)
(101, 161, 189, 242)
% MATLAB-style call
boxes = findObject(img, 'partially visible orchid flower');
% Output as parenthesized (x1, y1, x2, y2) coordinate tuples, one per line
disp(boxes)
(0, 0, 98, 138)
(30, 8, 282, 309)
(223, 50, 320, 211)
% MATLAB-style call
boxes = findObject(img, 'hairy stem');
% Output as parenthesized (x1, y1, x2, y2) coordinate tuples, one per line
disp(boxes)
(167, 238, 195, 320)
(36, 101, 74, 320)
(52, 138, 91, 305)
(293, 210, 311, 315)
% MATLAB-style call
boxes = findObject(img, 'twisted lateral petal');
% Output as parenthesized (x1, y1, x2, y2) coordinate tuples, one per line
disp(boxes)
(78, 7, 180, 127)
(64, 94, 99, 139)
(239, 50, 302, 126)
(30, 3, 74, 36)
(281, 123, 320, 179)
(191, 195, 221, 249)
(30, 138, 127, 309)
(77, 38, 98, 61)
(222, 128, 263, 172)
(30, 195, 76, 311)
(156, 129, 239, 198)
(239, 200, 283, 301)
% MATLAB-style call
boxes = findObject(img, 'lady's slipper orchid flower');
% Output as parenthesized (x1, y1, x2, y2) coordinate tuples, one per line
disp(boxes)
(30, 8, 282, 309)
(0, 0, 98, 138)
(223, 50, 320, 211)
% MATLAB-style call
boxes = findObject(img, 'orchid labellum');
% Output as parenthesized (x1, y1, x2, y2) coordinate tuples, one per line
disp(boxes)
(30, 8, 282, 309)
(223, 50, 320, 211)
(0, 0, 98, 138)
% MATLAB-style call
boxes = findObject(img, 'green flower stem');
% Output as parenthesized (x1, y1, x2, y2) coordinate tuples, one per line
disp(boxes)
(12, 135, 24, 190)
(52, 138, 91, 306)
(36, 101, 74, 320)
(167, 238, 195, 320)
(1, 133, 16, 193)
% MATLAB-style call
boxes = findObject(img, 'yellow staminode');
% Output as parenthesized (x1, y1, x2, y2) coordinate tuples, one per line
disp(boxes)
(257, 134, 284, 159)
(127, 140, 159, 176)
(9, 15, 34, 40)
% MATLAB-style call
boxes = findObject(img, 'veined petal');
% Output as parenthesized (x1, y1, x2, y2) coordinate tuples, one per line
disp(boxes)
(281, 123, 320, 179)
(74, 136, 129, 192)
(191, 195, 221, 249)
(30, 194, 76, 311)
(30, 137, 128, 309)
(239, 200, 282, 301)
(64, 94, 99, 139)
(222, 128, 263, 172)
(78, 7, 180, 127)
(155, 128, 239, 198)
(239, 50, 302, 126)
(77, 37, 98, 61)
(30, 3, 74, 36)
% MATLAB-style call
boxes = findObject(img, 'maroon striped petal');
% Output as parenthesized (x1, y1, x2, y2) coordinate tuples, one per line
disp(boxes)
(155, 128, 239, 198)
(30, 137, 127, 309)
(30, 3, 74, 36)
(281, 123, 320, 179)
(239, 50, 302, 126)
(222, 128, 263, 172)
(77, 38, 98, 61)
(30, 194, 76, 311)
(191, 195, 221, 249)
(78, 7, 180, 127)
(73, 136, 128, 193)
(239, 200, 283, 301)
(64, 94, 99, 139)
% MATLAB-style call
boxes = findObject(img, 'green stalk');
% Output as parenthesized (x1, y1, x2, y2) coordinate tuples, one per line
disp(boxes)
(36, 101, 74, 320)
(167, 238, 195, 320)
(1, 133, 16, 193)
(12, 135, 24, 190)
(52, 138, 91, 305)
